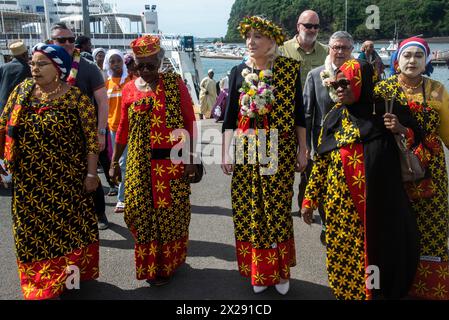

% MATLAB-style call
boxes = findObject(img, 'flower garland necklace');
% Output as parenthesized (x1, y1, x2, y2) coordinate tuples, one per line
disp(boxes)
(320, 56, 339, 102)
(239, 63, 275, 119)
(66, 49, 81, 86)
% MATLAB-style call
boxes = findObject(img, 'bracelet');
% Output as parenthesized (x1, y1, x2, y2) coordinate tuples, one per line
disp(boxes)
(87, 173, 98, 178)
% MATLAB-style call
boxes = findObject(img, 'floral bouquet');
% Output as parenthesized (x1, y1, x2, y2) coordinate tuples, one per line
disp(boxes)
(320, 69, 338, 102)
(239, 68, 276, 119)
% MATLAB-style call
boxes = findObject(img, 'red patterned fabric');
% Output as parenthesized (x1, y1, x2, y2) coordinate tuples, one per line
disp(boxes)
(130, 35, 161, 58)
(134, 236, 188, 280)
(339, 60, 362, 102)
(17, 243, 99, 300)
(409, 260, 449, 300)
(235, 238, 296, 286)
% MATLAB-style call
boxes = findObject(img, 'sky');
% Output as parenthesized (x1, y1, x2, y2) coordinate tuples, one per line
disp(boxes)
(115, 0, 235, 38)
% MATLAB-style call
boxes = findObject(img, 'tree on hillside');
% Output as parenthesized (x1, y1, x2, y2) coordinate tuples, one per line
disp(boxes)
(225, 0, 449, 42)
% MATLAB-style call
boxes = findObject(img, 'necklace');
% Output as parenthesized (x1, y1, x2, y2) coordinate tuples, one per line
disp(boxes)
(399, 76, 423, 94)
(38, 83, 63, 101)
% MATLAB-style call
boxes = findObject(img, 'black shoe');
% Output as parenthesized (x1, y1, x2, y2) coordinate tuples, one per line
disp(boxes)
(146, 276, 171, 287)
(98, 214, 109, 230)
(320, 230, 326, 246)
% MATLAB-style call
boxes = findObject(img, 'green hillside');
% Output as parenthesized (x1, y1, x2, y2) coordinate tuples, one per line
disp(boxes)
(225, 0, 449, 42)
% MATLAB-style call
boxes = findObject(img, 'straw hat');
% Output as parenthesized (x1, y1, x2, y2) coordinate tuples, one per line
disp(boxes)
(9, 40, 27, 56)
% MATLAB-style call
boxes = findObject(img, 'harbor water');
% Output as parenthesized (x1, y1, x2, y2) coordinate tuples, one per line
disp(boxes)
(201, 42, 449, 89)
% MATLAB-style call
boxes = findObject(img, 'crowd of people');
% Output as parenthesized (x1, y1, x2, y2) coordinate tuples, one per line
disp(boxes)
(0, 9, 448, 301)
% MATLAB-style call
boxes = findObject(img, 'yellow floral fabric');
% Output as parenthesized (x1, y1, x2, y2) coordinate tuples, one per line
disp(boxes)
(231, 56, 299, 286)
(374, 76, 449, 299)
(0, 80, 99, 299)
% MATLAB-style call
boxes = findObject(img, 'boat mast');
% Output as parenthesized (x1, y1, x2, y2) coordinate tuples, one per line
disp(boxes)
(43, 0, 51, 40)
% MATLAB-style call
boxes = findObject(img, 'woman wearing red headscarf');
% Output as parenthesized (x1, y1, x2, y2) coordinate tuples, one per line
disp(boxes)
(302, 59, 421, 300)
(375, 37, 449, 300)
(109, 35, 197, 286)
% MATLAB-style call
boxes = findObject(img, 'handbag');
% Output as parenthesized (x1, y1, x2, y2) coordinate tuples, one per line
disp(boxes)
(394, 133, 425, 182)
(188, 162, 205, 183)
(385, 96, 425, 182)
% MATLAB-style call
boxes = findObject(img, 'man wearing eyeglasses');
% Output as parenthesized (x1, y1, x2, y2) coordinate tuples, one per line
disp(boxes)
(299, 31, 354, 245)
(280, 10, 328, 88)
(51, 22, 110, 230)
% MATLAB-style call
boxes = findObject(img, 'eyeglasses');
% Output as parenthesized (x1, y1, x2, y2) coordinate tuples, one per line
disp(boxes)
(330, 79, 351, 90)
(331, 45, 352, 52)
(52, 37, 76, 44)
(30, 61, 53, 68)
(136, 62, 159, 71)
(299, 23, 320, 30)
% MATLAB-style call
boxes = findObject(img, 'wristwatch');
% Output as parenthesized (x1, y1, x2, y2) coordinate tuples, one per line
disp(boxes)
(98, 128, 107, 135)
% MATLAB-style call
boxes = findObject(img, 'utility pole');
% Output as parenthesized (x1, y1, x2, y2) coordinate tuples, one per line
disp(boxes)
(82, 0, 90, 36)
(345, 0, 348, 32)
(43, 0, 51, 40)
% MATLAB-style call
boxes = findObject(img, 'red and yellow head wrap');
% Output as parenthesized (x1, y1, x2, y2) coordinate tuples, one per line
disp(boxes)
(238, 16, 285, 46)
(338, 59, 363, 102)
(130, 35, 161, 58)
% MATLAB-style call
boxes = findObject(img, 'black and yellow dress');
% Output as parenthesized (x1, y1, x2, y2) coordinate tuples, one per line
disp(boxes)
(0, 79, 99, 300)
(116, 73, 196, 281)
(374, 75, 449, 300)
(303, 60, 420, 300)
(222, 56, 305, 286)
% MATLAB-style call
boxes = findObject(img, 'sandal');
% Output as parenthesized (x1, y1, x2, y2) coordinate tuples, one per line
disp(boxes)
(114, 202, 125, 213)
(107, 187, 118, 196)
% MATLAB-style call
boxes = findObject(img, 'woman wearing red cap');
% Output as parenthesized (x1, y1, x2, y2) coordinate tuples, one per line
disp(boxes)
(109, 35, 197, 286)
(375, 37, 449, 300)
(302, 59, 421, 300)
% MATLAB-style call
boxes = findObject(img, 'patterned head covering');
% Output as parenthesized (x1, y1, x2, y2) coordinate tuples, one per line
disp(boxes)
(338, 59, 363, 102)
(130, 35, 161, 58)
(32, 43, 72, 79)
(103, 49, 129, 85)
(390, 37, 433, 75)
(238, 16, 285, 46)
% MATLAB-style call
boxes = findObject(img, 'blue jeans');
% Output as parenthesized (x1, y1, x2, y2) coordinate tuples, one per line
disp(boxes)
(110, 131, 127, 203)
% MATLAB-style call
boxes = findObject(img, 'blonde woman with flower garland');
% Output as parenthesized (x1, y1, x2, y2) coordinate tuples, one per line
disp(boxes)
(221, 16, 307, 295)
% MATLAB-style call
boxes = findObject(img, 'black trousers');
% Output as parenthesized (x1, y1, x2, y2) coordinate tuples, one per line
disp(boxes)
(93, 183, 105, 217)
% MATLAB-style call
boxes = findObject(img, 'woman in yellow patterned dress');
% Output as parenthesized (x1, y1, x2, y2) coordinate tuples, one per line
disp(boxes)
(109, 35, 197, 286)
(375, 37, 449, 300)
(0, 43, 99, 300)
(221, 16, 308, 295)
(302, 59, 421, 300)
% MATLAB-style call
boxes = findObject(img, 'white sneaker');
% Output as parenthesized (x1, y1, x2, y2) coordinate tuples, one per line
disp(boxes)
(275, 280, 290, 295)
(253, 285, 268, 294)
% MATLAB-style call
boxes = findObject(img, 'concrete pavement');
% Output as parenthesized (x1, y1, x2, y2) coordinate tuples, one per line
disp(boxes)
(0, 119, 332, 300)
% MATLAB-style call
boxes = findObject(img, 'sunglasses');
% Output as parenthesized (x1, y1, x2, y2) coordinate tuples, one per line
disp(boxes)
(52, 37, 76, 44)
(299, 23, 320, 30)
(136, 62, 159, 71)
(330, 79, 351, 90)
